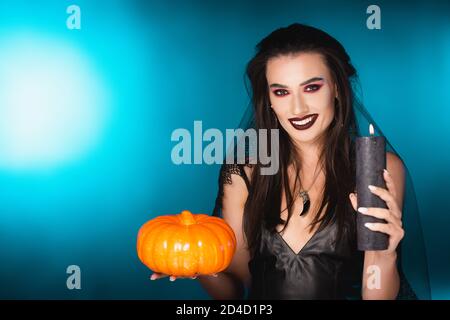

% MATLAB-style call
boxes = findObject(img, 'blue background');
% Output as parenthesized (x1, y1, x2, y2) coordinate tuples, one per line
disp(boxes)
(0, 0, 449, 299)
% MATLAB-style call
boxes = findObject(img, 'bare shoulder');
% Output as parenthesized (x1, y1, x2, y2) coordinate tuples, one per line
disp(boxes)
(220, 165, 253, 289)
(222, 169, 249, 208)
(242, 164, 255, 182)
(386, 152, 404, 169)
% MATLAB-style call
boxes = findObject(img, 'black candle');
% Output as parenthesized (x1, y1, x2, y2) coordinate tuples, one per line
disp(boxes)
(355, 124, 389, 251)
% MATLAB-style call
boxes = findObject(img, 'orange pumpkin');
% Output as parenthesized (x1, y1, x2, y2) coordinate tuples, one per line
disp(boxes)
(137, 210, 236, 277)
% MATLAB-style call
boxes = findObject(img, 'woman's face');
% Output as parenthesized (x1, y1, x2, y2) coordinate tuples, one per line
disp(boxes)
(266, 52, 337, 148)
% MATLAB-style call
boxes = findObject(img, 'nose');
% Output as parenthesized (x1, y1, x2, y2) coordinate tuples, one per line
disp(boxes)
(291, 93, 308, 115)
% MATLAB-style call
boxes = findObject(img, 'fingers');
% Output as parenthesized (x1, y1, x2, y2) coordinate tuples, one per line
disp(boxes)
(150, 272, 218, 281)
(149, 273, 179, 281)
(150, 273, 169, 280)
(367, 184, 402, 219)
(349, 192, 357, 211)
(364, 222, 393, 235)
(357, 207, 402, 227)
(351, 182, 402, 222)
(364, 222, 405, 242)
(196, 273, 219, 279)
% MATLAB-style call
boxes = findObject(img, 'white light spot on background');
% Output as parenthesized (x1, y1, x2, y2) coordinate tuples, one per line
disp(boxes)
(0, 33, 110, 170)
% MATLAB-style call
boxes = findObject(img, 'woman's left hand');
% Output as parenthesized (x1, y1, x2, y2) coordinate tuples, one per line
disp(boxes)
(349, 169, 404, 255)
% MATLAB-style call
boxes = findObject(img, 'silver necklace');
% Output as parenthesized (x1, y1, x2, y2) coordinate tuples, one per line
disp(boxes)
(298, 163, 322, 216)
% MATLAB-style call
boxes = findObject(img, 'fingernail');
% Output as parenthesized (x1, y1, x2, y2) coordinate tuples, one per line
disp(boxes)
(368, 185, 376, 191)
(384, 169, 389, 175)
(365, 223, 373, 228)
(358, 207, 368, 213)
(169, 276, 175, 281)
(150, 274, 155, 280)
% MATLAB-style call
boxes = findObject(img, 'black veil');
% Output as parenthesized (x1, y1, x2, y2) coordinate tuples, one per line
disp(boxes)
(351, 86, 431, 300)
(212, 80, 431, 300)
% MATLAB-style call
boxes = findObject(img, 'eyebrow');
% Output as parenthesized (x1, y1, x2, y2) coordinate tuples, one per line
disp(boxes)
(269, 76, 324, 88)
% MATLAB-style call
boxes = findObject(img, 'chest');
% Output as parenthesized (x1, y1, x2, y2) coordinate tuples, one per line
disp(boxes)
(276, 186, 327, 255)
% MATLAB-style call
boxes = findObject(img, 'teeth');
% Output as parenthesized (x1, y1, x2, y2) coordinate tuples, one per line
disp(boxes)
(293, 116, 314, 126)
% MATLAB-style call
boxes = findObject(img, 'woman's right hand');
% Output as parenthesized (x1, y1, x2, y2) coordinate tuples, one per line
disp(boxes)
(150, 272, 219, 282)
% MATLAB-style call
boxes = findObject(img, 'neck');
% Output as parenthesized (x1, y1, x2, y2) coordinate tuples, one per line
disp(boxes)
(290, 139, 326, 194)
(293, 141, 323, 171)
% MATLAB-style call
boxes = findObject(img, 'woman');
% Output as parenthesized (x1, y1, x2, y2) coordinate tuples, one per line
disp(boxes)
(152, 23, 430, 300)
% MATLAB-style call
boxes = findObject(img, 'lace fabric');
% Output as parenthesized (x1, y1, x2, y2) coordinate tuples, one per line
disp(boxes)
(212, 163, 253, 218)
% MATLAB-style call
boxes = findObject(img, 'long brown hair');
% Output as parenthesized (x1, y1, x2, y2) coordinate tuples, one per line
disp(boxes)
(243, 23, 359, 256)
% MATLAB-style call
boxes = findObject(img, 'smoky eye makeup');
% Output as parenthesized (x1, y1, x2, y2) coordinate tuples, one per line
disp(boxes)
(302, 77, 325, 93)
(272, 89, 289, 96)
(269, 76, 326, 96)
(304, 83, 324, 92)
(271, 83, 323, 96)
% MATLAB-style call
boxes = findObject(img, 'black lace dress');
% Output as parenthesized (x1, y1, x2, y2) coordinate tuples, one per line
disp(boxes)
(212, 163, 417, 300)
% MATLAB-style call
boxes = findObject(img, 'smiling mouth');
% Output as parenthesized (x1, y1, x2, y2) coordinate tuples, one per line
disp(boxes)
(288, 114, 318, 130)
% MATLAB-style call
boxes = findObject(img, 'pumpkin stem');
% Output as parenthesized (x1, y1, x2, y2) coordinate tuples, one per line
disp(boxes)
(180, 210, 196, 225)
